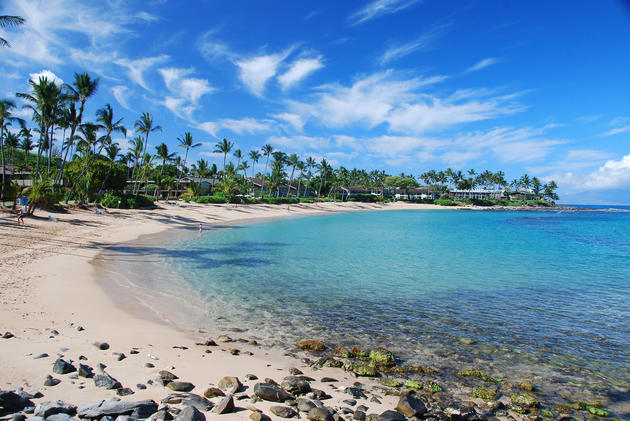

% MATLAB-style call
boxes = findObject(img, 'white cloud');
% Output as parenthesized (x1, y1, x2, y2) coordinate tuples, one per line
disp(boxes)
(379, 25, 449, 65)
(267, 135, 331, 151)
(197, 118, 274, 137)
(274, 113, 305, 131)
(349, 0, 422, 26)
(602, 126, 630, 136)
(136, 12, 159, 22)
(550, 154, 630, 191)
(465, 57, 499, 73)
(158, 67, 214, 120)
(111, 85, 132, 111)
(29, 69, 63, 85)
(278, 57, 324, 90)
(197, 30, 235, 62)
(114, 55, 169, 91)
(575, 114, 602, 123)
(236, 49, 293, 96)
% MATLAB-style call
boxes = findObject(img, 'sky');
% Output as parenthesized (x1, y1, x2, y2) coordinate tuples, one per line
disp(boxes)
(1, 0, 630, 204)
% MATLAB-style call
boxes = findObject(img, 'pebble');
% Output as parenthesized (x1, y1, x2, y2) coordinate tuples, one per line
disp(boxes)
(33, 353, 49, 360)
(93, 342, 110, 350)
(44, 375, 61, 387)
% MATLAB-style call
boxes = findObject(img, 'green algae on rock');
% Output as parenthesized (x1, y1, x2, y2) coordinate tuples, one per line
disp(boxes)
(369, 347, 396, 367)
(457, 369, 501, 383)
(471, 386, 497, 400)
(295, 339, 325, 352)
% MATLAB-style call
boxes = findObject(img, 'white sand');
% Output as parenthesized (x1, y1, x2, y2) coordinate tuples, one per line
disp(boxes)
(0, 201, 458, 419)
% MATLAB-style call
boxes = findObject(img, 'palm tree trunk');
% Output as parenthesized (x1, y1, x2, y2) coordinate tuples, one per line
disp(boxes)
(0, 125, 5, 200)
(261, 157, 269, 196)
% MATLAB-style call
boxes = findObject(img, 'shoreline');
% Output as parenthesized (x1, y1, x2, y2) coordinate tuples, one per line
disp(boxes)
(1, 202, 627, 420)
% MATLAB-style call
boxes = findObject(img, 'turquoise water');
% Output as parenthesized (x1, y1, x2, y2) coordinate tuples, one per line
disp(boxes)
(132, 209, 630, 401)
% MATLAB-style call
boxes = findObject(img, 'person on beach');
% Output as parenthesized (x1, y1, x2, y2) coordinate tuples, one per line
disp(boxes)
(198, 222, 202, 233)
(17, 209, 24, 225)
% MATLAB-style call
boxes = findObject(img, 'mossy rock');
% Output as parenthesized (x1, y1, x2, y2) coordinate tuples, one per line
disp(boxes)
(331, 347, 354, 359)
(296, 339, 325, 352)
(541, 409, 554, 419)
(510, 393, 540, 408)
(457, 369, 501, 383)
(587, 406, 609, 417)
(380, 378, 402, 388)
(555, 404, 571, 414)
(403, 380, 422, 390)
(519, 380, 535, 392)
(566, 402, 586, 411)
(471, 386, 497, 400)
(350, 346, 370, 359)
(328, 359, 344, 368)
(369, 347, 396, 367)
(424, 381, 442, 393)
(348, 362, 379, 377)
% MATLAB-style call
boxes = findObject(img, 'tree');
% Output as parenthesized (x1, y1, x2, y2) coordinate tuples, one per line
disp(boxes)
(317, 158, 331, 199)
(19, 126, 34, 168)
(156, 142, 176, 174)
(192, 158, 210, 178)
(261, 144, 274, 195)
(5, 131, 19, 169)
(0, 15, 25, 48)
(177, 132, 201, 197)
(96, 104, 126, 154)
(543, 181, 558, 202)
(134, 112, 161, 194)
(531, 177, 542, 197)
(286, 153, 299, 197)
(233, 149, 243, 168)
(0, 100, 23, 193)
(214, 138, 234, 171)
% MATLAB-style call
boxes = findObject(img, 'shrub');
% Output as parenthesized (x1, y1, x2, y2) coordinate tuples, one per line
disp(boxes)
(195, 195, 228, 204)
(434, 199, 459, 206)
(349, 193, 377, 203)
(101, 193, 154, 209)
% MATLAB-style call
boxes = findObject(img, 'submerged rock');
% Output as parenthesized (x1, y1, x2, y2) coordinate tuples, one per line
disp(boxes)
(369, 348, 396, 367)
(295, 340, 325, 352)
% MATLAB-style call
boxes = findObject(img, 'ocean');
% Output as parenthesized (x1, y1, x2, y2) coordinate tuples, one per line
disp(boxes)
(106, 208, 630, 409)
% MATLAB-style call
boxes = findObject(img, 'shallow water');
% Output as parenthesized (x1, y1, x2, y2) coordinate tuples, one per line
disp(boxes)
(105, 209, 630, 409)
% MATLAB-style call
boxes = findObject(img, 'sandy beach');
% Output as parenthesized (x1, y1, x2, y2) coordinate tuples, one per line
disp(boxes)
(0, 201, 459, 421)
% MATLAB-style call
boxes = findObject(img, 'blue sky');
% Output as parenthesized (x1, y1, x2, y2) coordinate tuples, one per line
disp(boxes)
(1, 0, 630, 204)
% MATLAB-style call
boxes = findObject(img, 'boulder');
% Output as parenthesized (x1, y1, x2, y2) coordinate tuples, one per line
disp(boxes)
(77, 364, 93, 378)
(295, 340, 325, 352)
(46, 414, 74, 421)
(281, 377, 311, 395)
(203, 388, 225, 399)
(166, 382, 195, 392)
(377, 410, 406, 421)
(34, 401, 77, 418)
(253, 383, 294, 402)
(217, 376, 241, 394)
(77, 400, 158, 419)
(270, 406, 297, 418)
(369, 348, 396, 367)
(175, 406, 205, 421)
(43, 375, 61, 387)
(158, 371, 178, 386)
(52, 359, 76, 375)
(307, 407, 333, 421)
(0, 390, 33, 412)
(213, 395, 235, 415)
(116, 388, 134, 397)
(161, 394, 213, 412)
(297, 399, 316, 412)
(395, 394, 427, 418)
(93, 374, 122, 390)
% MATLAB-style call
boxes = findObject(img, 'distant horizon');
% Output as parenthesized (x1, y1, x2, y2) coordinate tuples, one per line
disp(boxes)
(1, 1, 629, 204)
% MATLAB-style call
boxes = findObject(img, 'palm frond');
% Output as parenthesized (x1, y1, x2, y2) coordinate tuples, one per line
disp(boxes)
(0, 16, 25, 28)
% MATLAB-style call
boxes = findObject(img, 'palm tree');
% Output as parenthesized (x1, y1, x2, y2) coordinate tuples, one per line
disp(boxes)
(192, 158, 210, 178)
(155, 142, 176, 174)
(233, 149, 243, 168)
(177, 132, 201, 177)
(96, 104, 126, 154)
(19, 126, 34, 168)
(317, 158, 330, 199)
(248, 149, 261, 177)
(0, 15, 25, 48)
(295, 160, 305, 197)
(261, 144, 274, 195)
(214, 138, 234, 171)
(0, 100, 23, 192)
(98, 143, 121, 193)
(305, 156, 316, 195)
(286, 153, 299, 197)
(5, 131, 19, 169)
(239, 160, 250, 178)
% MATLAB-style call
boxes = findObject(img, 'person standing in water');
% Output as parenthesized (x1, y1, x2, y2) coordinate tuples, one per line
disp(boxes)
(198, 222, 202, 233)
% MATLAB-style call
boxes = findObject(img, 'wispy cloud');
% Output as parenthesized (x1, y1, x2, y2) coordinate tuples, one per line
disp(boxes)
(465, 57, 499, 73)
(349, 0, 422, 26)
(274, 113, 305, 132)
(111, 85, 132, 111)
(197, 118, 274, 137)
(29, 69, 63, 85)
(278, 57, 324, 90)
(549, 154, 630, 191)
(158, 67, 214, 120)
(601, 126, 630, 136)
(114, 55, 169, 91)
(236, 48, 294, 96)
(379, 24, 449, 65)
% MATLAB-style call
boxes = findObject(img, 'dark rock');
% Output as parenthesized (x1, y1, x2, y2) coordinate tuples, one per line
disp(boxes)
(78, 364, 93, 378)
(115, 416, 135, 421)
(353, 411, 366, 420)
(93, 373, 122, 389)
(378, 410, 406, 421)
(217, 376, 241, 394)
(78, 356, 87, 360)
(320, 377, 337, 382)
(0, 390, 33, 412)
(93, 342, 109, 350)
(76, 326, 85, 332)
(253, 383, 295, 402)
(289, 368, 303, 375)
(145, 363, 155, 368)
(12, 414, 26, 421)
(297, 399, 316, 412)
(343, 399, 357, 406)
(345, 387, 366, 399)
(203, 387, 225, 398)
(264, 378, 278, 385)
(97, 363, 107, 372)
(166, 382, 195, 392)
(214, 395, 235, 414)
(153, 410, 173, 421)
(44, 375, 61, 387)
(281, 376, 311, 395)
(77, 400, 158, 419)
(295, 340, 325, 352)
(307, 407, 333, 421)
(116, 388, 134, 397)
(396, 394, 427, 418)
(52, 359, 76, 375)
(34, 400, 77, 418)
(245, 374, 258, 380)
(270, 406, 297, 418)
(229, 348, 240, 355)
(157, 370, 178, 386)
(175, 406, 205, 421)
(311, 389, 332, 400)
(161, 393, 213, 412)
(33, 353, 49, 360)
(136, 384, 147, 390)
(129, 349, 139, 355)
(114, 353, 126, 361)
(46, 414, 74, 421)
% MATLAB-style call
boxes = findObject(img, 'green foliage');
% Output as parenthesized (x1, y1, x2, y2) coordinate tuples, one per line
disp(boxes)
(25, 174, 60, 211)
(541, 409, 554, 418)
(424, 381, 442, 393)
(100, 193, 154, 209)
(64, 156, 127, 198)
(379, 378, 402, 387)
(403, 380, 422, 390)
(519, 380, 535, 392)
(349, 193, 377, 202)
(471, 386, 497, 400)
(510, 393, 540, 408)
(195, 194, 228, 204)
(434, 199, 459, 206)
